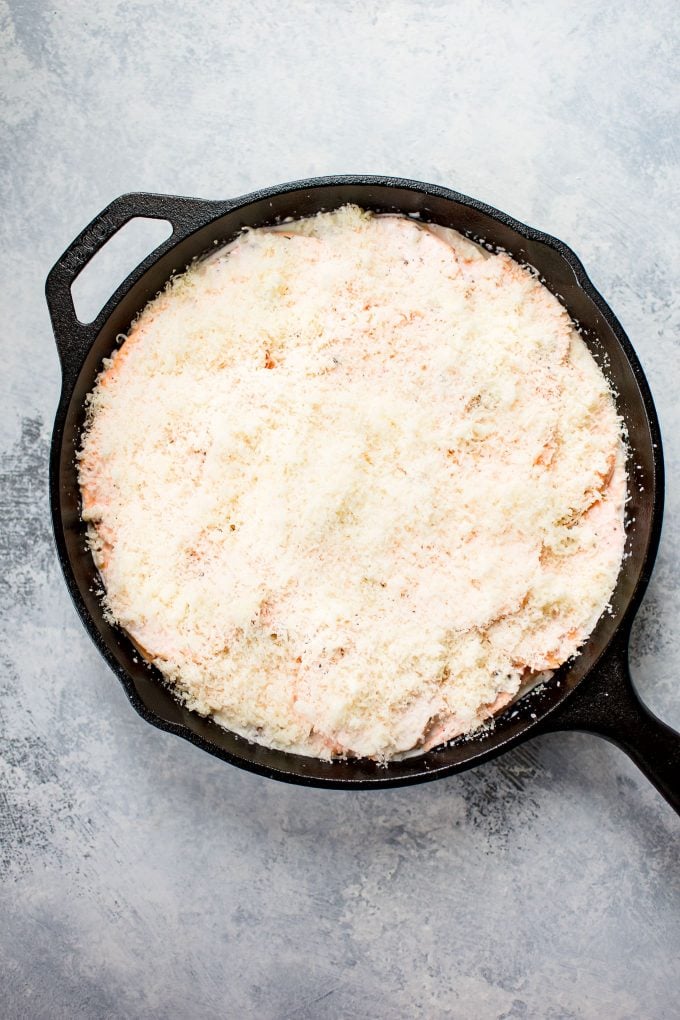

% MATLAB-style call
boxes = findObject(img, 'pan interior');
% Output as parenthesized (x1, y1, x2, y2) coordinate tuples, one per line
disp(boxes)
(52, 180, 661, 786)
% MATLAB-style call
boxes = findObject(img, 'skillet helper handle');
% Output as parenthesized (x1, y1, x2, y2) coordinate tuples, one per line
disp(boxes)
(45, 192, 229, 383)
(543, 632, 680, 813)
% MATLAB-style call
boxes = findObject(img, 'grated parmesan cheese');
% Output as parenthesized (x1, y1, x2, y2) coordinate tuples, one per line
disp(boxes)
(78, 206, 627, 760)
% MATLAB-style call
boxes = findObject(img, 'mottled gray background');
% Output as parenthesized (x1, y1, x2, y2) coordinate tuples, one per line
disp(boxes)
(1, 1, 678, 1017)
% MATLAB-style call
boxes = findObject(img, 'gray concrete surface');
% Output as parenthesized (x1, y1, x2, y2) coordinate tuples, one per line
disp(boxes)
(1, 1, 679, 1017)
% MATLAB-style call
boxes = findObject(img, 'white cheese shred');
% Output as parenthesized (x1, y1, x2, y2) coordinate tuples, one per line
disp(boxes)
(78, 206, 627, 760)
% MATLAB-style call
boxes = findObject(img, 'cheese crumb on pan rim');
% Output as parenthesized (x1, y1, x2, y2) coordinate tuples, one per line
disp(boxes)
(78, 205, 627, 761)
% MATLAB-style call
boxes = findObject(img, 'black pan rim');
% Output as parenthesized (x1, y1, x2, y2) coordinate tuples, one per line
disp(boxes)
(48, 174, 665, 788)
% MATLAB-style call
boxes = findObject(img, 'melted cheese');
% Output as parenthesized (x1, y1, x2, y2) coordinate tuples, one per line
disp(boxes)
(78, 206, 627, 760)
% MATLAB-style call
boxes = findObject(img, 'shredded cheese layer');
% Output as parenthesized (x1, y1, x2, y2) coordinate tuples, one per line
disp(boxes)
(78, 206, 627, 760)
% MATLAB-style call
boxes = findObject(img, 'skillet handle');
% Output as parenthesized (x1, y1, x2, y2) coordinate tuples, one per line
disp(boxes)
(541, 631, 680, 813)
(45, 192, 231, 386)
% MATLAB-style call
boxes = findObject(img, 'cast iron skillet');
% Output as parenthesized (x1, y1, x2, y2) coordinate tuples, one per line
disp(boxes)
(46, 176, 680, 810)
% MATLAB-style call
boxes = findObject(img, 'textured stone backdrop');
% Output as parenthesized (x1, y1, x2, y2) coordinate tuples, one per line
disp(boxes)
(1, 1, 678, 1017)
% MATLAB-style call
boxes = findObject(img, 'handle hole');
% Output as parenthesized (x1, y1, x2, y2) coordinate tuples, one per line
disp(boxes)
(70, 217, 173, 324)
